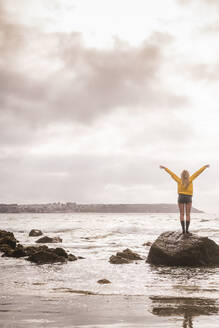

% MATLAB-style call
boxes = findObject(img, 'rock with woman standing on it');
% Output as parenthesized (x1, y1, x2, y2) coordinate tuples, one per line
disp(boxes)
(147, 231, 219, 267)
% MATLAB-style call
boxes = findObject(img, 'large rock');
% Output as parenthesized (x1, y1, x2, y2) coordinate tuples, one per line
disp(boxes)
(147, 231, 219, 267)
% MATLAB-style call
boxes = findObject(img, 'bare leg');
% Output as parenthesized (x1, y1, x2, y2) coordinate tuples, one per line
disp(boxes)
(185, 202, 192, 233)
(178, 203, 185, 233)
(178, 203, 184, 221)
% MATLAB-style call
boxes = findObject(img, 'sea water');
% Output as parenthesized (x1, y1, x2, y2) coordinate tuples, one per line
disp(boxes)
(0, 212, 219, 327)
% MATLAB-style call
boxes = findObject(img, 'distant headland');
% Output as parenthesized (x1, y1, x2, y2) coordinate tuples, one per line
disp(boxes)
(0, 203, 203, 213)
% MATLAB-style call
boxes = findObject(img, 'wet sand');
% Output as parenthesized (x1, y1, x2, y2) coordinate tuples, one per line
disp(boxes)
(1, 293, 219, 327)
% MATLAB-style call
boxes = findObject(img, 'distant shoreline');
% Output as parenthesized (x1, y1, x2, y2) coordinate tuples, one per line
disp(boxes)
(0, 203, 203, 213)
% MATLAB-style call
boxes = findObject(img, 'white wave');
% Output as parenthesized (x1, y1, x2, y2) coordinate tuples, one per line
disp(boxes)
(111, 225, 154, 235)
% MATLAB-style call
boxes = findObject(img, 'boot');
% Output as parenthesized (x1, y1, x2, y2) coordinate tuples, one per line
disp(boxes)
(180, 220, 185, 234)
(186, 220, 190, 233)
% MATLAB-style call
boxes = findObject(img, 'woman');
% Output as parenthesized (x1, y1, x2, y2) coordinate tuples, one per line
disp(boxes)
(160, 164, 210, 234)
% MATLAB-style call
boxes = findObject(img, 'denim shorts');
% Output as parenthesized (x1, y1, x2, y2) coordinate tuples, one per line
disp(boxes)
(178, 193, 192, 204)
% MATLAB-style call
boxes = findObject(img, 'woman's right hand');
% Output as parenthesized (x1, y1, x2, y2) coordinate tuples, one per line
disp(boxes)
(160, 165, 165, 169)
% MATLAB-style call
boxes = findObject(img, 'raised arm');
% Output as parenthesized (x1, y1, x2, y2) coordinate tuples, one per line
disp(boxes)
(190, 164, 210, 182)
(160, 165, 181, 183)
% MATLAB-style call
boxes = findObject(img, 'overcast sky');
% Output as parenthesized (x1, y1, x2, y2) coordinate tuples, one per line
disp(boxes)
(0, 0, 219, 213)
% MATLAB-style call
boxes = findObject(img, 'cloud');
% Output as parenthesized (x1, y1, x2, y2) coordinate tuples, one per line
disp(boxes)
(185, 63, 219, 81)
(201, 22, 219, 35)
(48, 32, 187, 121)
(0, 2, 188, 131)
(178, 0, 219, 5)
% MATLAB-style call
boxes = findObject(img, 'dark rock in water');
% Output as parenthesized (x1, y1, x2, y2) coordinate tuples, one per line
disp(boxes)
(143, 241, 152, 247)
(109, 248, 143, 264)
(52, 236, 62, 243)
(0, 230, 18, 249)
(11, 249, 26, 258)
(117, 248, 143, 260)
(147, 231, 219, 267)
(68, 254, 77, 261)
(26, 245, 76, 264)
(29, 229, 43, 237)
(27, 250, 66, 264)
(97, 279, 111, 284)
(53, 247, 68, 258)
(24, 245, 49, 256)
(0, 237, 16, 249)
(35, 236, 62, 243)
(0, 230, 74, 265)
(3, 244, 26, 258)
(0, 230, 17, 241)
(109, 255, 131, 264)
(0, 244, 13, 255)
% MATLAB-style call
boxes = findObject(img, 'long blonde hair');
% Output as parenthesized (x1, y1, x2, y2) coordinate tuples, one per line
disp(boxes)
(181, 170, 190, 188)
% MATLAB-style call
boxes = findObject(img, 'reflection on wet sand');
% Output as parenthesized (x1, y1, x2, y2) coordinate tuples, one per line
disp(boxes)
(150, 296, 218, 328)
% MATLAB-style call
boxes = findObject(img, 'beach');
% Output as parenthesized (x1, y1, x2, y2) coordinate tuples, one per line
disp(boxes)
(2, 294, 219, 328)
(1, 212, 219, 327)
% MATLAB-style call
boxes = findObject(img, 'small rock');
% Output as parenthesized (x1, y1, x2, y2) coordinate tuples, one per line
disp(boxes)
(97, 279, 111, 284)
(109, 248, 143, 264)
(35, 236, 62, 244)
(143, 242, 152, 247)
(52, 237, 62, 243)
(116, 248, 143, 261)
(77, 256, 85, 259)
(29, 229, 43, 237)
(109, 255, 131, 264)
